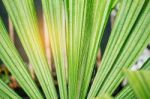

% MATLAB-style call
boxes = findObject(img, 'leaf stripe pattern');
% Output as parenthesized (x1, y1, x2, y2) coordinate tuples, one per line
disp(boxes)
(0, 79, 21, 99)
(115, 58, 150, 99)
(126, 71, 150, 99)
(0, 18, 43, 98)
(88, 0, 150, 98)
(2, 0, 57, 98)
(42, 0, 67, 99)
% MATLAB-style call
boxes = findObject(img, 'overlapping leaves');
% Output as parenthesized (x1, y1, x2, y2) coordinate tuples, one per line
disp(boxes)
(0, 0, 150, 99)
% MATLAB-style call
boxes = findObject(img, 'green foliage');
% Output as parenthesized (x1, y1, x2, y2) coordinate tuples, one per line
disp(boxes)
(0, 18, 43, 98)
(126, 70, 150, 99)
(0, 0, 150, 99)
(2, 0, 57, 98)
(116, 58, 150, 99)
(141, 58, 150, 70)
(115, 85, 135, 99)
(88, 0, 150, 98)
(0, 79, 21, 99)
(42, 0, 67, 98)
(64, 0, 113, 98)
(0, 69, 10, 84)
(96, 94, 113, 99)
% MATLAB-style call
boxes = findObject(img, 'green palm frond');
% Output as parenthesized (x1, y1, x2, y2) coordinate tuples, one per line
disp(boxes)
(2, 0, 57, 98)
(141, 58, 150, 70)
(126, 70, 150, 99)
(115, 85, 135, 99)
(116, 58, 150, 99)
(65, 0, 114, 98)
(0, 79, 21, 99)
(0, 0, 150, 99)
(95, 94, 112, 99)
(0, 18, 43, 98)
(42, 0, 67, 98)
(88, 0, 150, 98)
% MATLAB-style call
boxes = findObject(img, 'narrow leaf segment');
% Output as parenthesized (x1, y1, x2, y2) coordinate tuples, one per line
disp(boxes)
(126, 70, 150, 99)
(2, 0, 57, 98)
(88, 0, 150, 98)
(116, 58, 150, 99)
(0, 79, 21, 99)
(0, 18, 43, 99)
(42, 0, 67, 99)
(64, 0, 114, 98)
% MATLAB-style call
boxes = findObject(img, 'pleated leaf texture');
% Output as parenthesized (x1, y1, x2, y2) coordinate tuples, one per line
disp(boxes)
(0, 0, 150, 99)
(115, 58, 150, 99)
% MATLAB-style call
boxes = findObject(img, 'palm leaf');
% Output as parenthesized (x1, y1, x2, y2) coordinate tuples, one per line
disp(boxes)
(42, 0, 67, 99)
(126, 70, 150, 99)
(0, 18, 43, 98)
(141, 58, 150, 70)
(0, 79, 21, 99)
(2, 0, 57, 98)
(64, 0, 114, 98)
(88, 0, 150, 98)
(116, 58, 150, 99)
(95, 94, 112, 99)
(0, 0, 150, 99)
(115, 85, 135, 99)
